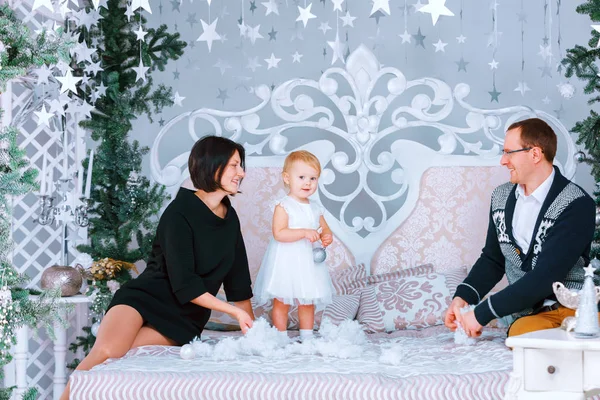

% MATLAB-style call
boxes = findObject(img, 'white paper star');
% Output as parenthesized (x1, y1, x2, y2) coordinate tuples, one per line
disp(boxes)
(327, 32, 346, 65)
(133, 59, 149, 82)
(246, 24, 263, 44)
(131, 0, 152, 13)
(96, 82, 107, 97)
(172, 91, 186, 107)
(262, 0, 279, 16)
(34, 105, 54, 127)
(592, 25, 600, 48)
(419, 0, 454, 26)
(32, 65, 53, 85)
(46, 99, 66, 117)
(134, 26, 148, 41)
(318, 21, 332, 34)
(514, 81, 531, 96)
(412, 0, 425, 11)
(32, 0, 54, 12)
(292, 51, 303, 63)
(456, 34, 467, 43)
(213, 59, 232, 75)
(332, 0, 344, 12)
(125, 4, 135, 21)
(86, 60, 104, 76)
(340, 10, 356, 27)
(542, 96, 551, 105)
(296, 3, 317, 28)
(399, 30, 411, 44)
(584, 264, 596, 277)
(197, 18, 221, 52)
(370, 0, 390, 16)
(246, 57, 261, 72)
(433, 39, 447, 52)
(488, 59, 499, 69)
(264, 53, 281, 69)
(56, 70, 82, 94)
(538, 44, 552, 60)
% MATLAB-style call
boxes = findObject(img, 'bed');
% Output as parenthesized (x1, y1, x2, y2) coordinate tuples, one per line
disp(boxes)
(69, 44, 581, 399)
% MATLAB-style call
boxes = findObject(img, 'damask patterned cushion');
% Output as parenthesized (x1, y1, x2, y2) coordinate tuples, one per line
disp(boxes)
(356, 267, 467, 333)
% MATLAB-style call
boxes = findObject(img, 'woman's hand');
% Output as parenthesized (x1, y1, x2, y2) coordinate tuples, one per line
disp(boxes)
(304, 229, 321, 243)
(233, 308, 254, 334)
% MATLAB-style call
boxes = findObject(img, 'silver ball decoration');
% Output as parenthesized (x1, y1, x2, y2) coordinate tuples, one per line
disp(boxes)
(91, 321, 101, 337)
(574, 151, 586, 163)
(596, 211, 600, 227)
(313, 247, 327, 263)
(180, 343, 196, 360)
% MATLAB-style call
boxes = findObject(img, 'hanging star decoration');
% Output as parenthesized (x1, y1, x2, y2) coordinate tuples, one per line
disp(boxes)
(246, 24, 263, 44)
(433, 39, 447, 52)
(264, 53, 281, 69)
(296, 3, 317, 28)
(131, 0, 152, 13)
(197, 19, 221, 52)
(413, 27, 426, 48)
(419, 0, 454, 26)
(292, 51, 303, 63)
(456, 57, 469, 72)
(133, 59, 150, 82)
(399, 30, 411, 44)
(56, 70, 82, 94)
(327, 32, 345, 65)
(34, 104, 54, 127)
(514, 81, 531, 96)
(488, 86, 501, 103)
(173, 91, 186, 107)
(370, 0, 391, 16)
(340, 10, 356, 27)
(332, 0, 344, 12)
(262, 0, 279, 16)
(134, 26, 148, 41)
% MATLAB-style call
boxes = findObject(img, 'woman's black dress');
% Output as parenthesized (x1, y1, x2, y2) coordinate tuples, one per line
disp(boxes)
(108, 188, 253, 345)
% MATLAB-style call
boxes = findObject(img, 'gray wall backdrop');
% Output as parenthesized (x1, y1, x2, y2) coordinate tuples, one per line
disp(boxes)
(132, 0, 597, 194)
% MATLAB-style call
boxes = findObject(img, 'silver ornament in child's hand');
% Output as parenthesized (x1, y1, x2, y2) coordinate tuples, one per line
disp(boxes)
(91, 321, 101, 337)
(313, 247, 327, 263)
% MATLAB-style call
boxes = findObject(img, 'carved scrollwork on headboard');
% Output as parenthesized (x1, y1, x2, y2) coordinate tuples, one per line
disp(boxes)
(151, 44, 577, 266)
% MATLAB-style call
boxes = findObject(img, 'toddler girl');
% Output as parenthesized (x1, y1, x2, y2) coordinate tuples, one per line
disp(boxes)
(253, 150, 334, 340)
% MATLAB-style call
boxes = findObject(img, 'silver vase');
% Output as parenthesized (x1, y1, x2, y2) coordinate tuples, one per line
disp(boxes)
(41, 265, 83, 297)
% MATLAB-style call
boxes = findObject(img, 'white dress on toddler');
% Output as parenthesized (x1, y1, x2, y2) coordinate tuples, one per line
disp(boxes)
(253, 196, 334, 306)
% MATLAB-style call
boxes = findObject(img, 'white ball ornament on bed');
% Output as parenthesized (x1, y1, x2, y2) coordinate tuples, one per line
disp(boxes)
(313, 247, 327, 263)
(180, 343, 196, 360)
(91, 321, 101, 337)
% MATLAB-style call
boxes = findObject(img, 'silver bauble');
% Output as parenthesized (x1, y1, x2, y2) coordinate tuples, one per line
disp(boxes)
(574, 151, 586, 163)
(313, 247, 327, 263)
(91, 321, 101, 337)
(180, 344, 196, 360)
(596, 212, 600, 227)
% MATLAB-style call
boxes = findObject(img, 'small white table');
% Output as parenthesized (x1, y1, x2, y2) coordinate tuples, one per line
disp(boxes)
(505, 328, 600, 400)
(7, 294, 90, 400)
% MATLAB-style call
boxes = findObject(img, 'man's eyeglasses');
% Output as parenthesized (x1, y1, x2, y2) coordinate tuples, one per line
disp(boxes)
(502, 147, 532, 156)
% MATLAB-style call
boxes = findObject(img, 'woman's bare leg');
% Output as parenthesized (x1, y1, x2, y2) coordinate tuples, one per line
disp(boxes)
(131, 326, 177, 348)
(60, 305, 144, 400)
(297, 305, 315, 330)
(271, 299, 290, 331)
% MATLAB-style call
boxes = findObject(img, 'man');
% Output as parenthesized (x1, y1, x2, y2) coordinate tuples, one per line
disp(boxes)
(444, 117, 596, 338)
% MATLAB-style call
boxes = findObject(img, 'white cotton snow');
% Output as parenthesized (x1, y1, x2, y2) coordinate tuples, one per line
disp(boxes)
(183, 317, 368, 360)
(454, 306, 477, 346)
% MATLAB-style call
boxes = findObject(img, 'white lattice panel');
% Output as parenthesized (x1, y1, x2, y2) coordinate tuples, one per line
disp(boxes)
(4, 1, 91, 397)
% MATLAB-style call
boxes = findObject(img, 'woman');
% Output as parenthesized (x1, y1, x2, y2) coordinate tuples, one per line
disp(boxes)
(61, 136, 254, 399)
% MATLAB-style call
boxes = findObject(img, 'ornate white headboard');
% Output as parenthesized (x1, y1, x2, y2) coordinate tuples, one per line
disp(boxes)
(150, 45, 577, 268)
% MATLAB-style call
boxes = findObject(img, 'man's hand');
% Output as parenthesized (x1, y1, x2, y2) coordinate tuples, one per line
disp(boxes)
(444, 297, 468, 331)
(461, 310, 483, 337)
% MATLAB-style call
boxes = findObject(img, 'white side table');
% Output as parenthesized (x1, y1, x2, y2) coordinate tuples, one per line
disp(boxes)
(7, 294, 90, 400)
(505, 328, 600, 400)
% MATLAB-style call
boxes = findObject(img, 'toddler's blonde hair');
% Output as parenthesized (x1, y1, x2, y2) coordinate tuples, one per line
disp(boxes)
(283, 150, 322, 176)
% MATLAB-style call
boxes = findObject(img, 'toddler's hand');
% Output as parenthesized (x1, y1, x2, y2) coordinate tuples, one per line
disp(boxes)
(320, 233, 333, 247)
(304, 229, 320, 243)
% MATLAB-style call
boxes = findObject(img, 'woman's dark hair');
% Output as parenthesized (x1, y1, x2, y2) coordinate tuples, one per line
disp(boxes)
(188, 135, 246, 193)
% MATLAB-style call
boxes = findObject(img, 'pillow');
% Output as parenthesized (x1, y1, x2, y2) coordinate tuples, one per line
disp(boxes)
(441, 265, 468, 296)
(330, 263, 368, 295)
(357, 272, 451, 332)
(350, 263, 434, 289)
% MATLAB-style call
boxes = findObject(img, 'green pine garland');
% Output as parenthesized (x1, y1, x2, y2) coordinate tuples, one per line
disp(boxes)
(68, 0, 186, 364)
(561, 0, 600, 258)
(0, 6, 74, 399)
